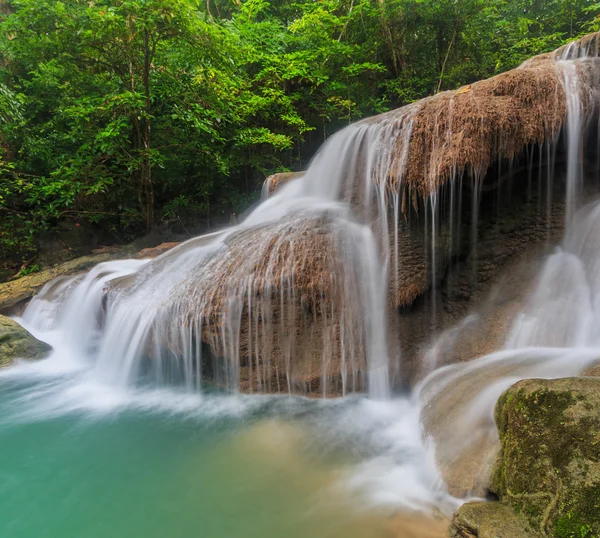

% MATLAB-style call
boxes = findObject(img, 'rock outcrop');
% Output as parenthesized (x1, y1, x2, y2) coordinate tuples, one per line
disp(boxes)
(136, 241, 180, 259)
(262, 172, 305, 197)
(491, 378, 600, 537)
(0, 315, 51, 366)
(0, 242, 180, 316)
(0, 252, 125, 315)
(263, 33, 600, 204)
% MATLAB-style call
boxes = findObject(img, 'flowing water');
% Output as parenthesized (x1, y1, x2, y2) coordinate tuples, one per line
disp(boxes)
(416, 198, 600, 497)
(0, 95, 443, 538)
(0, 346, 451, 537)
(1, 45, 600, 537)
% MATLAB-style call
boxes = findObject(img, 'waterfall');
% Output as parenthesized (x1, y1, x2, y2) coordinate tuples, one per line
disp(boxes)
(505, 49, 600, 348)
(23, 118, 417, 398)
(506, 201, 600, 348)
(7, 33, 600, 531)
(18, 36, 600, 402)
(561, 60, 584, 224)
(414, 50, 600, 495)
(19, 38, 598, 398)
(416, 200, 600, 498)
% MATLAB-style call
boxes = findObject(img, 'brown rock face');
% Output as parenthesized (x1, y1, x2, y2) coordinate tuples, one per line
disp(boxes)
(106, 214, 380, 395)
(262, 172, 305, 197)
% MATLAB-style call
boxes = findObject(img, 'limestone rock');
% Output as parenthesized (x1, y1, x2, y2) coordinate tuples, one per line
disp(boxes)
(0, 251, 127, 314)
(492, 378, 600, 537)
(136, 241, 181, 259)
(0, 315, 51, 367)
(262, 172, 304, 197)
(449, 502, 540, 538)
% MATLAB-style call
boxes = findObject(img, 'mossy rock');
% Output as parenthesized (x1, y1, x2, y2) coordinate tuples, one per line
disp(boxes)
(0, 250, 132, 315)
(491, 378, 600, 537)
(0, 315, 51, 367)
(449, 501, 541, 538)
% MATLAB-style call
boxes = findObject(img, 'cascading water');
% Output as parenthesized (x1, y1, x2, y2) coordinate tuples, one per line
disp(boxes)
(96, 131, 398, 397)
(20, 111, 424, 399)
(414, 44, 600, 497)
(18, 39, 600, 399)
(22, 260, 148, 358)
(3, 33, 600, 538)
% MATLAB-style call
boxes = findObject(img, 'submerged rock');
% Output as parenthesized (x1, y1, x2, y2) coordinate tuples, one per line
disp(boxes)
(491, 378, 600, 537)
(449, 501, 540, 538)
(0, 315, 51, 367)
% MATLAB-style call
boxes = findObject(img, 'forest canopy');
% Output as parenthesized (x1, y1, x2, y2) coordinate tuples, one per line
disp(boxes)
(0, 0, 598, 266)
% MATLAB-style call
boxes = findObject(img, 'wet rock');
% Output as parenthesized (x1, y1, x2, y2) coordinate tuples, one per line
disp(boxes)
(583, 364, 600, 376)
(0, 315, 51, 367)
(136, 241, 181, 259)
(262, 172, 304, 197)
(449, 501, 540, 538)
(492, 378, 600, 537)
(397, 178, 572, 386)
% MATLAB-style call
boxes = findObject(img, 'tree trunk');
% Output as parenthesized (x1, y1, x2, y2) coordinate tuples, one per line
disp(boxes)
(142, 29, 154, 233)
(377, 0, 399, 76)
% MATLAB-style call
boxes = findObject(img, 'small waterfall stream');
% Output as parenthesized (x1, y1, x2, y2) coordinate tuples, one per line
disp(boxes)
(416, 198, 600, 498)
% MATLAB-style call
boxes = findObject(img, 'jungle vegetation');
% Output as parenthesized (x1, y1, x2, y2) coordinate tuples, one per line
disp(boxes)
(0, 0, 598, 267)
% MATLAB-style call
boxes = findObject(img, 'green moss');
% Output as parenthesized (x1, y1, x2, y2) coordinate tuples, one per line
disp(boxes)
(554, 484, 600, 538)
(0, 315, 51, 366)
(554, 513, 593, 538)
(449, 501, 541, 538)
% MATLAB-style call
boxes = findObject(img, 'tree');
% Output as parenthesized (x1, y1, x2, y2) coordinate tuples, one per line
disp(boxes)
(0, 0, 598, 269)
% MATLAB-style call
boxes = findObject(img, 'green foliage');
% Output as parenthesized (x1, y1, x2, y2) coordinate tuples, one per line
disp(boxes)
(0, 81, 21, 123)
(18, 263, 40, 277)
(0, 0, 598, 266)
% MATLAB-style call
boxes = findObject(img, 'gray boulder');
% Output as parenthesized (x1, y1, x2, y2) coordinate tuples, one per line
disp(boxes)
(0, 315, 51, 367)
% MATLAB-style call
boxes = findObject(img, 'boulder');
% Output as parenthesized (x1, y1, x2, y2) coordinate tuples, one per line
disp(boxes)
(491, 378, 600, 537)
(0, 315, 51, 367)
(262, 172, 304, 197)
(449, 501, 540, 538)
